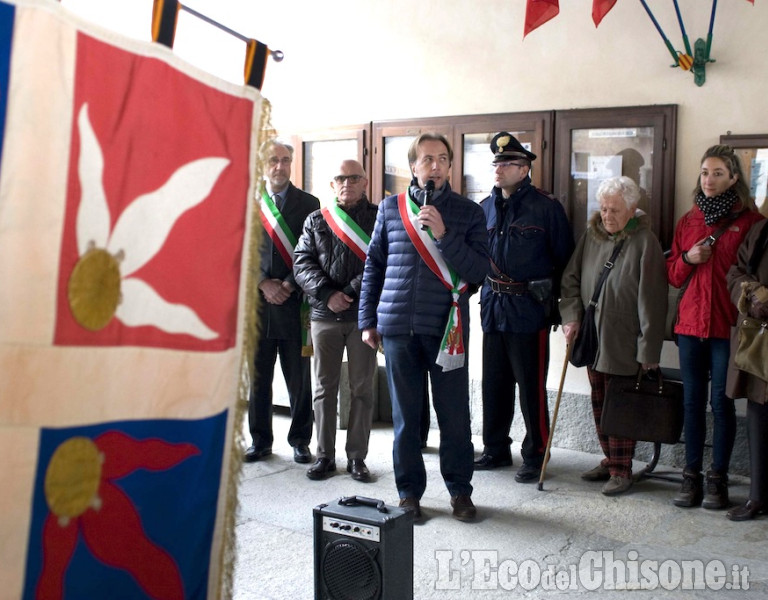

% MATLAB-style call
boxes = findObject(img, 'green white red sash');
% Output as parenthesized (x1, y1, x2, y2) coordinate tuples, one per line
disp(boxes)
(260, 189, 297, 267)
(259, 189, 312, 355)
(321, 201, 370, 261)
(398, 192, 468, 372)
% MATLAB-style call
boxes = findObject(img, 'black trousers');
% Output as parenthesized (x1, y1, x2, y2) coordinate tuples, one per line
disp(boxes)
(481, 330, 550, 466)
(248, 336, 312, 450)
(747, 400, 768, 503)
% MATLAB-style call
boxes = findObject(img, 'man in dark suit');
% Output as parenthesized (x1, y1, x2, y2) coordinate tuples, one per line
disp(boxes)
(245, 140, 320, 463)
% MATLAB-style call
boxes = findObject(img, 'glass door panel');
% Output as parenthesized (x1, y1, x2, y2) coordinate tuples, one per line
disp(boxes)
(383, 135, 416, 198)
(462, 131, 537, 202)
(720, 134, 768, 216)
(302, 138, 358, 203)
(555, 106, 677, 248)
(453, 111, 553, 202)
(290, 126, 369, 202)
(372, 122, 453, 203)
(568, 126, 655, 229)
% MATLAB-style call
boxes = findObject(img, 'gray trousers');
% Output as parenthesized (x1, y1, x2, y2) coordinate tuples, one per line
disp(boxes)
(311, 319, 377, 460)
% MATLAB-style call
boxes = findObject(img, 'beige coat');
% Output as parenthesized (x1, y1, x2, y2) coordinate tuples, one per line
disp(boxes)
(726, 220, 768, 404)
(560, 212, 667, 376)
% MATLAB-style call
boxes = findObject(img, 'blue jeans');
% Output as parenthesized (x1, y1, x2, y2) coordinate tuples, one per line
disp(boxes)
(383, 334, 474, 500)
(677, 335, 735, 474)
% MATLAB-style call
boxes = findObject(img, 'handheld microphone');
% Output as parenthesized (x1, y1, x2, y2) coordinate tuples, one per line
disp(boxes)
(422, 180, 435, 230)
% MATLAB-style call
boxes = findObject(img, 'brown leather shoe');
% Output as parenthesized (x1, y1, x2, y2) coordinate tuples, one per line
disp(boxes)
(306, 458, 336, 480)
(347, 459, 371, 482)
(398, 497, 421, 519)
(581, 464, 611, 481)
(601, 475, 633, 496)
(450, 495, 477, 521)
(727, 500, 766, 521)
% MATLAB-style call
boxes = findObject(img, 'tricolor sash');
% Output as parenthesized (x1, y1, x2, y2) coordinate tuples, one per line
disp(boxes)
(321, 201, 371, 261)
(259, 189, 297, 267)
(259, 189, 312, 355)
(398, 192, 468, 372)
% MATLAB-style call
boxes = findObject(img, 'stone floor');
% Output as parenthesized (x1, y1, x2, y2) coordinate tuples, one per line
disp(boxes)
(233, 410, 768, 599)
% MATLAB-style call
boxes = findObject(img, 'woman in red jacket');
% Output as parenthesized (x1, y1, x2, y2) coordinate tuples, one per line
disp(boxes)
(667, 145, 765, 510)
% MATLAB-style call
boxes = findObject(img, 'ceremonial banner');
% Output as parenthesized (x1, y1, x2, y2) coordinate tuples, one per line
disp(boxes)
(0, 1, 262, 598)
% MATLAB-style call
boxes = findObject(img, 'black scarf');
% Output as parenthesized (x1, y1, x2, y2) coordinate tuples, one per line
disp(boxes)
(695, 187, 738, 226)
(408, 177, 446, 205)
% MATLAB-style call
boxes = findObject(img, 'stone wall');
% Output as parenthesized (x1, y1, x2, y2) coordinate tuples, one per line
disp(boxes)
(273, 364, 750, 476)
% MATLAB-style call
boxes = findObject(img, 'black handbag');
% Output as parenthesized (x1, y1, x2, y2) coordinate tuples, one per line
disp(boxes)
(601, 369, 684, 444)
(569, 304, 598, 368)
(569, 240, 625, 368)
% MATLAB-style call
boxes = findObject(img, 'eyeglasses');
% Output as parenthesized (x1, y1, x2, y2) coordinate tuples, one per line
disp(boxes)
(492, 161, 526, 169)
(268, 157, 292, 166)
(333, 174, 364, 184)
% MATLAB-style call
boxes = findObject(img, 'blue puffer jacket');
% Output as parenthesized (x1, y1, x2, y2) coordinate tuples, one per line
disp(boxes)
(359, 184, 489, 337)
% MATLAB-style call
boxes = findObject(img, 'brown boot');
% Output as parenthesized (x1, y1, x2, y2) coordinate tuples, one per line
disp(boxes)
(450, 495, 477, 521)
(673, 469, 703, 507)
(702, 470, 729, 510)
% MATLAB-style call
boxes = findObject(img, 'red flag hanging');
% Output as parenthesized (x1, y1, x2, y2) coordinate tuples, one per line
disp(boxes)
(593, 0, 617, 27)
(523, 0, 559, 38)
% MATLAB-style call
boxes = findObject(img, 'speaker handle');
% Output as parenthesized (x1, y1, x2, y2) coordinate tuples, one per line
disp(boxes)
(338, 496, 389, 513)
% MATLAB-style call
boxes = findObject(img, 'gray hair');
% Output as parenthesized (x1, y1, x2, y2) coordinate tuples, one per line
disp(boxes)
(596, 176, 640, 209)
(260, 139, 294, 160)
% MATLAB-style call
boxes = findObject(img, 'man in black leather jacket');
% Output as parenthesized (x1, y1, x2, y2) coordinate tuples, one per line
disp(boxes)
(294, 159, 379, 481)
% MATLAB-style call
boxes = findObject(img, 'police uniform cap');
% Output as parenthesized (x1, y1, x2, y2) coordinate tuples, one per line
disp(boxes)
(491, 131, 536, 163)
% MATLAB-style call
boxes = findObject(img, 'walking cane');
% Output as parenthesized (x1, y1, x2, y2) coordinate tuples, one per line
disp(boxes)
(537, 344, 570, 491)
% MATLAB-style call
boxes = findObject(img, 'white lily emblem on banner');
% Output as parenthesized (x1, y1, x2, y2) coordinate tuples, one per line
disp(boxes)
(67, 103, 228, 339)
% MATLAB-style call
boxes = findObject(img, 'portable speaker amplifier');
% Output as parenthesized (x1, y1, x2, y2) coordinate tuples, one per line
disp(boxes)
(314, 496, 413, 600)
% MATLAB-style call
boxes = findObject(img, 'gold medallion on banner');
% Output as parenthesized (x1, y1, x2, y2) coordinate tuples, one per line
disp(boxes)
(67, 248, 121, 330)
(44, 437, 103, 522)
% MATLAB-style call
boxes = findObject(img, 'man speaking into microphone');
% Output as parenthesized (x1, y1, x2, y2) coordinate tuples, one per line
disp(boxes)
(359, 132, 489, 521)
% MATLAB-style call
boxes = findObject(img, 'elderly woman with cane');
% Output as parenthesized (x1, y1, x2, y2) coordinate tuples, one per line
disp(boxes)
(560, 176, 667, 496)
